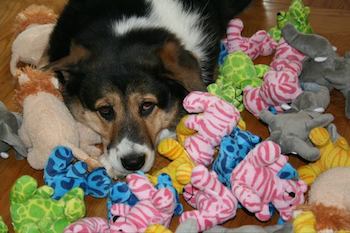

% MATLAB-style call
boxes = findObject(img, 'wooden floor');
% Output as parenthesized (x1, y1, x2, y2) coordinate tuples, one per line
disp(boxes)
(0, 0, 350, 232)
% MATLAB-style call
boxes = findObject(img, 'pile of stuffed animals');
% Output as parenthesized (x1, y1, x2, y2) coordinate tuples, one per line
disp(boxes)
(1, 0, 350, 232)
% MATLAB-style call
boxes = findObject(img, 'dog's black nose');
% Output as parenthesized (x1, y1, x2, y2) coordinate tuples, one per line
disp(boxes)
(121, 154, 146, 171)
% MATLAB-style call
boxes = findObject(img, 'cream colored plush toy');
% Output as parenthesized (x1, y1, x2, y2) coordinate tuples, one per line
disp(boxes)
(293, 167, 350, 232)
(10, 5, 57, 76)
(16, 67, 102, 170)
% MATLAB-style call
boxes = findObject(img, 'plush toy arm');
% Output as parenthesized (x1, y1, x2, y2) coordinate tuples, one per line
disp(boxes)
(248, 141, 282, 167)
(267, 153, 288, 173)
(297, 162, 322, 185)
(63, 143, 102, 170)
(64, 217, 110, 233)
(259, 109, 275, 125)
(231, 181, 262, 213)
(152, 188, 175, 215)
(281, 136, 320, 161)
(126, 173, 157, 200)
(18, 125, 32, 149)
(305, 113, 334, 130)
(255, 204, 272, 221)
(176, 163, 193, 185)
(0, 122, 27, 158)
(157, 138, 186, 161)
(77, 122, 102, 158)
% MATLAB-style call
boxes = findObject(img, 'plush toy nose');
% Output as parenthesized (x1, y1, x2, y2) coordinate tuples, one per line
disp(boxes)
(121, 154, 145, 171)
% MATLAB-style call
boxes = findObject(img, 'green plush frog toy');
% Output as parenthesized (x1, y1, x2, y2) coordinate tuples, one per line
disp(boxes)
(207, 51, 269, 111)
(0, 217, 8, 233)
(10, 175, 85, 233)
(269, 0, 313, 41)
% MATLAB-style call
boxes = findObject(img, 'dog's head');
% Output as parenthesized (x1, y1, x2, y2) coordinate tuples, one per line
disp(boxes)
(47, 31, 206, 178)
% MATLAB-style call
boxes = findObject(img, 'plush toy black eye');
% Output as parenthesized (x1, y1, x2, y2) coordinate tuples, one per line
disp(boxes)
(98, 105, 115, 121)
(140, 102, 156, 117)
(288, 192, 296, 198)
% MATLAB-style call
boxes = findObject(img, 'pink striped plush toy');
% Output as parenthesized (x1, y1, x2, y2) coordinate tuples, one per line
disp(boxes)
(243, 39, 304, 117)
(65, 173, 176, 233)
(180, 165, 238, 231)
(230, 141, 307, 222)
(226, 18, 277, 60)
(64, 217, 110, 233)
(110, 173, 175, 233)
(183, 91, 240, 166)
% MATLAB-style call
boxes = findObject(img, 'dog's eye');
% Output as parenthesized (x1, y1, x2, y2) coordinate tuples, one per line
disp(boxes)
(140, 102, 156, 117)
(97, 105, 115, 121)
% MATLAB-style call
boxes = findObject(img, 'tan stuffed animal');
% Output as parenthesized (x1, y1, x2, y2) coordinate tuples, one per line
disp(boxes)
(294, 167, 350, 232)
(16, 66, 102, 170)
(10, 5, 57, 76)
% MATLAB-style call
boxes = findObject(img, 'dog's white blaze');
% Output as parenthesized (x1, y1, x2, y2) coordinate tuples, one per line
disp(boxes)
(112, 0, 215, 79)
(101, 137, 155, 177)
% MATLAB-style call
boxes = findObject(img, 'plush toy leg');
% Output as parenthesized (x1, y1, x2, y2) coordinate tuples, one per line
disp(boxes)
(18, 126, 32, 148)
(297, 163, 322, 185)
(64, 143, 102, 170)
(176, 164, 192, 185)
(0, 122, 27, 159)
(255, 204, 272, 221)
(282, 136, 320, 161)
(10, 53, 20, 76)
(231, 182, 262, 213)
(77, 122, 102, 158)
(305, 114, 334, 130)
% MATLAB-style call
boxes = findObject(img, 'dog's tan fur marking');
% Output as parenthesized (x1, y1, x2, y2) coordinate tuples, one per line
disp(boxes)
(128, 92, 179, 146)
(158, 40, 206, 92)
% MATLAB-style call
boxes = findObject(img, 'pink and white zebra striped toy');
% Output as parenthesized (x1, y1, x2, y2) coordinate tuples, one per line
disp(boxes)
(110, 173, 176, 233)
(230, 141, 307, 222)
(243, 39, 304, 117)
(226, 18, 277, 60)
(180, 165, 238, 232)
(64, 217, 110, 233)
(183, 91, 240, 166)
(64, 173, 176, 233)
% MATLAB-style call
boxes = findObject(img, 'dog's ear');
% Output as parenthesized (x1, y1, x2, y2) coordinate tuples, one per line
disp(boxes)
(43, 44, 90, 73)
(157, 40, 206, 92)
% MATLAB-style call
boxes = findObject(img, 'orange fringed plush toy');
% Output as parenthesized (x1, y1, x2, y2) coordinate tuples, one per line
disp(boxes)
(293, 167, 350, 232)
(10, 4, 57, 76)
(298, 124, 350, 185)
(16, 67, 102, 170)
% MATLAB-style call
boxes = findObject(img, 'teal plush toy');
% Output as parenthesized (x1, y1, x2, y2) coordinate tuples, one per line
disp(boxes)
(0, 217, 8, 233)
(207, 51, 269, 111)
(10, 175, 85, 233)
(268, 0, 313, 41)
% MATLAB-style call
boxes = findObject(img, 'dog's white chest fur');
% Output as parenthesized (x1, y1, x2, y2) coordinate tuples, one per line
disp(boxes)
(112, 0, 212, 78)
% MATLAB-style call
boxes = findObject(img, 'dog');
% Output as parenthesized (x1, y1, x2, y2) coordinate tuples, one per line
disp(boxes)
(46, 0, 252, 178)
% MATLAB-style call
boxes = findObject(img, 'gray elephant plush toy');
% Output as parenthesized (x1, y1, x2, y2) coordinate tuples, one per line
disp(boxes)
(0, 101, 27, 159)
(282, 24, 350, 118)
(287, 82, 330, 113)
(259, 109, 334, 161)
(175, 219, 293, 233)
